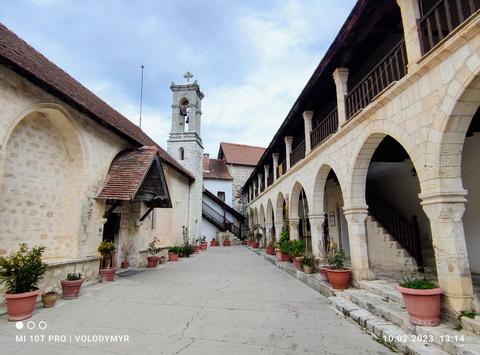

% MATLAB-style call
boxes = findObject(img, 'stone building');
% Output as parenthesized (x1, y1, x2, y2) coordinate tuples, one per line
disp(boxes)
(244, 0, 480, 316)
(217, 142, 265, 214)
(0, 23, 197, 298)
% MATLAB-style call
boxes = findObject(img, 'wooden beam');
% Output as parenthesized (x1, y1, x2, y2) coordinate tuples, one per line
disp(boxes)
(139, 207, 154, 222)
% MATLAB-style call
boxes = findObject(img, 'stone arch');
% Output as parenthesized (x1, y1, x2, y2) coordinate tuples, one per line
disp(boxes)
(179, 147, 184, 160)
(0, 106, 86, 259)
(266, 199, 274, 224)
(253, 207, 259, 226)
(275, 192, 286, 223)
(259, 204, 266, 227)
(349, 130, 419, 207)
(312, 163, 345, 215)
(289, 181, 308, 219)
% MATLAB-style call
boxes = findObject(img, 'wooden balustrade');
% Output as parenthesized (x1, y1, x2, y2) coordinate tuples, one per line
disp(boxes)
(290, 140, 305, 168)
(346, 40, 407, 120)
(267, 174, 274, 187)
(419, 0, 480, 54)
(311, 108, 338, 150)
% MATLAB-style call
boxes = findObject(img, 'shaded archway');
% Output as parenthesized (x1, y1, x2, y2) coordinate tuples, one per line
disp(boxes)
(0, 108, 85, 259)
(289, 182, 311, 251)
(266, 199, 275, 241)
(275, 192, 287, 223)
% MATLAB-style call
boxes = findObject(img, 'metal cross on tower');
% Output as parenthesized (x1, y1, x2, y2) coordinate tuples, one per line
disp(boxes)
(183, 71, 193, 82)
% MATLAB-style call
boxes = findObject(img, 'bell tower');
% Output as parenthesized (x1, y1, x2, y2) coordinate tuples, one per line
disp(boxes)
(167, 72, 204, 240)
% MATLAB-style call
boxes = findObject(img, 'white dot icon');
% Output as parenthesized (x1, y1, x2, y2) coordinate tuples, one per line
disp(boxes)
(15, 321, 24, 330)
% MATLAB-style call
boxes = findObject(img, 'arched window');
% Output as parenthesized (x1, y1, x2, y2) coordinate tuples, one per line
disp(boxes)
(179, 98, 190, 131)
(179, 147, 184, 160)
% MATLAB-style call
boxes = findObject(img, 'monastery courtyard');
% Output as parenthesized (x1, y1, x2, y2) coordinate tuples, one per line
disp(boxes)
(0, 247, 386, 355)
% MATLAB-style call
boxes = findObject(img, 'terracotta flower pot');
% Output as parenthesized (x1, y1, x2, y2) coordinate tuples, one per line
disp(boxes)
(250, 241, 259, 249)
(99, 267, 116, 283)
(265, 246, 274, 255)
(293, 257, 302, 270)
(280, 251, 291, 262)
(147, 256, 160, 268)
(275, 248, 282, 261)
(121, 260, 129, 269)
(41, 293, 58, 308)
(397, 286, 442, 326)
(319, 267, 329, 282)
(194, 246, 200, 253)
(61, 279, 84, 299)
(303, 265, 313, 274)
(246, 240, 252, 246)
(326, 269, 351, 289)
(5, 290, 40, 321)
(200, 242, 207, 250)
(210, 240, 218, 247)
(223, 240, 230, 247)
(168, 252, 178, 262)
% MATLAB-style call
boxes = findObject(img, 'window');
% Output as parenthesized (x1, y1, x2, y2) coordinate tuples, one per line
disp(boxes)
(179, 147, 184, 160)
(151, 209, 156, 230)
(217, 191, 225, 202)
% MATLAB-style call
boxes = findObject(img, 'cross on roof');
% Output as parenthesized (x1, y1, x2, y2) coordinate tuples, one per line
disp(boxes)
(183, 71, 193, 82)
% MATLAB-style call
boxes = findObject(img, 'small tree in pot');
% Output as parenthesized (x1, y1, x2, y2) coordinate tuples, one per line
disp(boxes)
(168, 246, 181, 261)
(98, 240, 116, 282)
(300, 255, 314, 274)
(60, 272, 84, 299)
(278, 232, 291, 262)
(398, 272, 442, 326)
(0, 243, 48, 321)
(326, 247, 351, 289)
(289, 240, 306, 270)
(266, 237, 276, 255)
(147, 237, 161, 267)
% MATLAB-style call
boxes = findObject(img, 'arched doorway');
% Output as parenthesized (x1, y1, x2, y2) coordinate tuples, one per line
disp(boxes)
(290, 182, 311, 252)
(266, 199, 275, 242)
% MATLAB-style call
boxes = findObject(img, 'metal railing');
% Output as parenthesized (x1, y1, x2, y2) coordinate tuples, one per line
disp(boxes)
(290, 140, 305, 167)
(419, 0, 480, 54)
(346, 40, 407, 120)
(367, 196, 423, 267)
(202, 202, 241, 237)
(311, 108, 338, 149)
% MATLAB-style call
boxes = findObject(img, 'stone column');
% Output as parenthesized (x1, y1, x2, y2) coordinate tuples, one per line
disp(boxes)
(257, 173, 262, 194)
(332, 68, 349, 126)
(285, 136, 293, 170)
(272, 153, 279, 181)
(397, 0, 423, 71)
(309, 214, 326, 258)
(253, 181, 257, 198)
(343, 206, 375, 281)
(274, 220, 284, 241)
(264, 165, 269, 188)
(421, 192, 474, 313)
(265, 222, 273, 244)
(289, 218, 300, 241)
(303, 111, 314, 155)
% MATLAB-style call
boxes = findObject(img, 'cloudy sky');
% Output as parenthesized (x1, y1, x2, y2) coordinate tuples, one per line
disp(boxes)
(0, 0, 355, 155)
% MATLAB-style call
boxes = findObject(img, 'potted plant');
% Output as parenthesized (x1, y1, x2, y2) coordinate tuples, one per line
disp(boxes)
(0, 243, 48, 321)
(290, 240, 306, 270)
(278, 232, 291, 262)
(223, 235, 231, 247)
(120, 239, 134, 269)
(210, 238, 218, 247)
(300, 255, 314, 274)
(319, 241, 334, 282)
(168, 246, 181, 261)
(251, 232, 262, 249)
(60, 272, 84, 299)
(147, 237, 161, 268)
(98, 240, 116, 282)
(180, 244, 194, 258)
(326, 248, 351, 289)
(200, 236, 208, 251)
(41, 289, 58, 308)
(265, 239, 276, 255)
(397, 272, 442, 326)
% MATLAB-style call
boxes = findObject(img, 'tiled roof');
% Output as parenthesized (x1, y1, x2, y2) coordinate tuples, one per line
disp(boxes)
(203, 155, 233, 180)
(0, 23, 194, 181)
(218, 142, 266, 166)
(97, 146, 158, 200)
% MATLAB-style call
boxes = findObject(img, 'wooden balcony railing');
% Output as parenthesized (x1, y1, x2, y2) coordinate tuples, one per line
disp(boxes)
(419, 0, 480, 54)
(346, 40, 407, 120)
(267, 174, 274, 187)
(290, 140, 305, 168)
(311, 108, 338, 150)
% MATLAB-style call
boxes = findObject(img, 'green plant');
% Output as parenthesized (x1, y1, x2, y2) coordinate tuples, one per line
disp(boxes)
(147, 237, 161, 256)
(328, 248, 347, 270)
(0, 243, 48, 294)
(289, 240, 306, 258)
(168, 246, 182, 254)
(400, 272, 438, 289)
(278, 232, 290, 253)
(455, 310, 477, 330)
(300, 255, 314, 268)
(98, 240, 115, 267)
(180, 245, 194, 257)
(255, 232, 263, 242)
(66, 272, 82, 281)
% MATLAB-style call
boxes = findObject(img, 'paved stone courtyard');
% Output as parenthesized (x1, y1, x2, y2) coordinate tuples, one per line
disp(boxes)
(0, 247, 388, 354)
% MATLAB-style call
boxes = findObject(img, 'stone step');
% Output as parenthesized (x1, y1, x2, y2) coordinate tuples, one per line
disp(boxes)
(357, 279, 405, 306)
(329, 296, 448, 354)
(461, 316, 480, 336)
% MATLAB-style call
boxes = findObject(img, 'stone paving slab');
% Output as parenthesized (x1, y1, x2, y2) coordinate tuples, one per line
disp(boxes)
(0, 246, 388, 354)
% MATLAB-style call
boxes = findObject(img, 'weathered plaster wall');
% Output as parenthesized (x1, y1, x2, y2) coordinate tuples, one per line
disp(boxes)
(204, 178, 233, 206)
(227, 164, 254, 214)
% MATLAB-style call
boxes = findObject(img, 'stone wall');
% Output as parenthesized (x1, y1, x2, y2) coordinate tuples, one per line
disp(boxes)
(227, 164, 254, 215)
